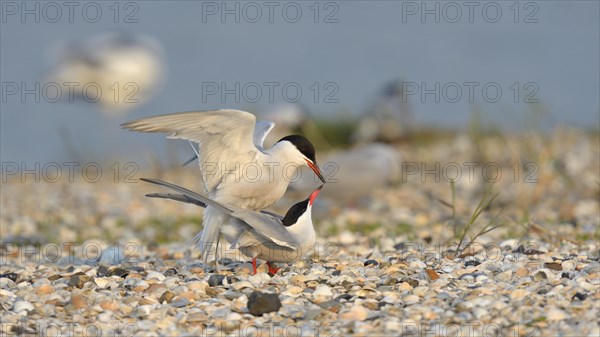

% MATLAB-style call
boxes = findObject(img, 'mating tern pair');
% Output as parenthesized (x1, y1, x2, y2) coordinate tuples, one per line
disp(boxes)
(122, 109, 326, 272)
(142, 178, 321, 274)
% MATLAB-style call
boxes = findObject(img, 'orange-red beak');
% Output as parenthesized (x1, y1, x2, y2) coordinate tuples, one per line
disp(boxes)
(309, 185, 323, 205)
(306, 159, 326, 183)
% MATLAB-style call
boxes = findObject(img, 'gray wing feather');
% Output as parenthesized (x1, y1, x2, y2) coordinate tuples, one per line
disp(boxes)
(253, 121, 275, 149)
(139, 178, 232, 215)
(141, 178, 295, 248)
(181, 120, 275, 166)
(258, 210, 284, 221)
(146, 191, 283, 220)
(229, 211, 298, 249)
(123, 110, 258, 192)
(145, 192, 207, 208)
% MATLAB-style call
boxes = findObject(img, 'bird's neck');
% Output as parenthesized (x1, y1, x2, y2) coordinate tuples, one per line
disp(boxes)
(286, 209, 315, 242)
(265, 141, 305, 166)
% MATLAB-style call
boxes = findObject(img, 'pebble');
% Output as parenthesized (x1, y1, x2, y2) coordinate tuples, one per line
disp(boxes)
(98, 246, 126, 265)
(159, 290, 175, 303)
(318, 300, 342, 313)
(68, 275, 91, 288)
(248, 273, 271, 288)
(515, 267, 529, 277)
(108, 267, 129, 278)
(514, 245, 545, 255)
(170, 298, 189, 308)
(100, 299, 120, 311)
(208, 274, 226, 287)
(97, 265, 110, 277)
(146, 271, 166, 281)
(0, 273, 18, 283)
(364, 260, 379, 267)
(547, 308, 568, 321)
(496, 270, 512, 281)
(340, 305, 369, 321)
(13, 301, 34, 314)
(425, 269, 440, 281)
(71, 294, 87, 309)
(94, 277, 113, 289)
(465, 260, 481, 267)
(401, 278, 419, 288)
(98, 312, 113, 322)
(35, 284, 54, 295)
(247, 291, 281, 316)
(312, 285, 333, 303)
(562, 260, 576, 271)
(164, 268, 178, 277)
(403, 294, 420, 305)
(544, 262, 563, 271)
(510, 289, 528, 300)
(533, 270, 549, 281)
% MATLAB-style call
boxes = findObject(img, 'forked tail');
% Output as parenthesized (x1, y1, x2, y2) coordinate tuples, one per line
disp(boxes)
(194, 206, 228, 263)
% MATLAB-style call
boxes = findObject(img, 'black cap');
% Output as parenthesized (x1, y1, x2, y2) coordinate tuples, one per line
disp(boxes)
(281, 198, 310, 227)
(278, 135, 316, 163)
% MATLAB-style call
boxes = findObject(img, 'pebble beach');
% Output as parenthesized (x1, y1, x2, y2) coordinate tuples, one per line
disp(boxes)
(1, 129, 599, 337)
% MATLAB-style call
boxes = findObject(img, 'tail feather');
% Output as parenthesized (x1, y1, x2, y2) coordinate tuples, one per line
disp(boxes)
(146, 192, 207, 207)
(196, 206, 228, 262)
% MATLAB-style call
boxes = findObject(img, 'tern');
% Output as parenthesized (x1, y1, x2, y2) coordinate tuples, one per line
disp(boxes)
(352, 79, 412, 143)
(45, 32, 166, 114)
(141, 178, 321, 274)
(122, 109, 326, 264)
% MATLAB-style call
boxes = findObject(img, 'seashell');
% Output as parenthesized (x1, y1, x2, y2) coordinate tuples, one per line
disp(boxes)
(99, 299, 120, 311)
(13, 301, 34, 314)
(355, 287, 379, 298)
(312, 285, 333, 302)
(70, 294, 87, 309)
(282, 285, 304, 297)
(231, 281, 255, 291)
(403, 294, 420, 305)
(94, 278, 111, 289)
(146, 271, 166, 281)
(247, 273, 271, 288)
(139, 296, 159, 305)
(187, 281, 208, 292)
(35, 284, 54, 295)
(340, 304, 368, 321)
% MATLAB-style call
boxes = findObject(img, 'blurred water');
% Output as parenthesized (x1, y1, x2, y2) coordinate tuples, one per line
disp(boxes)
(1, 1, 598, 164)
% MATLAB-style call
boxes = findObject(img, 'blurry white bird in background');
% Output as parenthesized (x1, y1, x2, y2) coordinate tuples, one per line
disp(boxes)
(352, 79, 413, 144)
(44, 32, 166, 115)
(287, 143, 402, 208)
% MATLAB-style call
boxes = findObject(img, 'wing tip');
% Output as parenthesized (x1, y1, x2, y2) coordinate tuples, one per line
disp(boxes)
(122, 109, 255, 133)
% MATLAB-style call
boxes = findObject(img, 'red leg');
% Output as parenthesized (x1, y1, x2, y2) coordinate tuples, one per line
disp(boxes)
(267, 261, 280, 275)
(252, 258, 257, 275)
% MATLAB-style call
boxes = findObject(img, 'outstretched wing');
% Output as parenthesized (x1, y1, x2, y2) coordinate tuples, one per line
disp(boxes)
(123, 109, 268, 192)
(180, 120, 275, 167)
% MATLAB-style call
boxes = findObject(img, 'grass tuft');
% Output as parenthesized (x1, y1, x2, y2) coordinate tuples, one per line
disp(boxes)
(441, 182, 505, 256)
